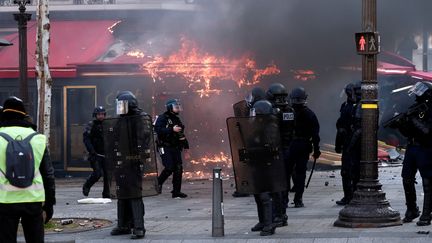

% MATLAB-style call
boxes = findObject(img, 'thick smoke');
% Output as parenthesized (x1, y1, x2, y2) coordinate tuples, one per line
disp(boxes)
(110, 0, 431, 162)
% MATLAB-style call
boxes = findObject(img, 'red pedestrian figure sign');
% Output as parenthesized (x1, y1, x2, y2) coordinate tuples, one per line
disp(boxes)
(359, 36, 366, 51)
(355, 32, 380, 55)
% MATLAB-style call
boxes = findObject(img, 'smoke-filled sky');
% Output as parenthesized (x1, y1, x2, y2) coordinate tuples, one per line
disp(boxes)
(122, 0, 430, 145)
(103, 0, 432, 153)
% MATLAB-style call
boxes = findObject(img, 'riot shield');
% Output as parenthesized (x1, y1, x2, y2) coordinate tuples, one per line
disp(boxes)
(103, 114, 158, 198)
(233, 100, 250, 117)
(226, 115, 287, 194)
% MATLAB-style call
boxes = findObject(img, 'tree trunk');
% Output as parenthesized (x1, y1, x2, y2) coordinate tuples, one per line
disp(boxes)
(35, 0, 52, 142)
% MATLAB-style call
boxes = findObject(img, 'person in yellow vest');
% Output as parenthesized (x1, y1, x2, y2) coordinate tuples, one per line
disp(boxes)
(0, 96, 56, 243)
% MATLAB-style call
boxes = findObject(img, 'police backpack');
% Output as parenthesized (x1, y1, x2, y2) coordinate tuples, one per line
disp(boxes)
(0, 132, 38, 188)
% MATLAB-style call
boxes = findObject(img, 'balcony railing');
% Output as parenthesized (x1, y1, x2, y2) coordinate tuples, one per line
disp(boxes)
(0, 0, 199, 11)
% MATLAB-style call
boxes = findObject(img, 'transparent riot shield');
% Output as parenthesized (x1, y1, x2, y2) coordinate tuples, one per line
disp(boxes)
(233, 100, 250, 117)
(103, 114, 158, 198)
(226, 115, 287, 194)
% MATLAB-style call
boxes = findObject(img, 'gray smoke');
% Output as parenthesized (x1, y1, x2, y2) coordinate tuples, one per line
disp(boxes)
(111, 0, 431, 159)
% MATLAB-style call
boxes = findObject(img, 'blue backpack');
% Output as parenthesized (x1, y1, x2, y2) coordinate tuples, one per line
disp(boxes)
(0, 132, 37, 188)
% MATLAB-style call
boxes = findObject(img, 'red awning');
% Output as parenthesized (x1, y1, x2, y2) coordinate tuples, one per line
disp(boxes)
(408, 71, 432, 81)
(0, 20, 117, 78)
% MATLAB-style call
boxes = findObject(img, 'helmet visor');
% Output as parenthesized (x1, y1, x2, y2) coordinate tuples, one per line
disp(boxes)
(408, 82, 429, 97)
(116, 99, 129, 115)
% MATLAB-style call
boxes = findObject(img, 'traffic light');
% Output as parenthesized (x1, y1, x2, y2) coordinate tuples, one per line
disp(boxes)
(355, 32, 380, 55)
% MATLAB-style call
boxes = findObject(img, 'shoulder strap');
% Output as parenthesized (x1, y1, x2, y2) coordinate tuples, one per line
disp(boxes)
(23, 132, 38, 143)
(0, 132, 13, 142)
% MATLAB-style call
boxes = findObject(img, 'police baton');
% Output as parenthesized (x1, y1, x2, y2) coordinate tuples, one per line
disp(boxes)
(305, 158, 317, 189)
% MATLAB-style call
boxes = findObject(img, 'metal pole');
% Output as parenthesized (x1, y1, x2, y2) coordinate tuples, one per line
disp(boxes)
(212, 167, 224, 237)
(422, 29, 428, 72)
(334, 0, 401, 228)
(13, 0, 31, 111)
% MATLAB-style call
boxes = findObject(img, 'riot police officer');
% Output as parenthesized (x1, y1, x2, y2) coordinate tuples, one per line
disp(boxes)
(109, 91, 146, 239)
(232, 87, 266, 198)
(266, 83, 294, 226)
(233, 87, 266, 117)
(335, 83, 356, 205)
(287, 87, 321, 208)
(155, 99, 190, 199)
(250, 100, 278, 236)
(82, 106, 110, 198)
(345, 82, 362, 199)
(387, 81, 432, 226)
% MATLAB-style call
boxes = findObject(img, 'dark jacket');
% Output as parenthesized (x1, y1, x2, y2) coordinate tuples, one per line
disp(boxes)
(275, 104, 295, 148)
(292, 105, 320, 152)
(83, 119, 104, 155)
(155, 111, 189, 150)
(335, 101, 355, 152)
(0, 118, 56, 207)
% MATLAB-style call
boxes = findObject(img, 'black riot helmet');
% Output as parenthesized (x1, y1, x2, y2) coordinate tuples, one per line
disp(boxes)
(166, 98, 182, 114)
(290, 87, 308, 105)
(267, 83, 288, 106)
(344, 83, 355, 103)
(92, 106, 106, 118)
(252, 100, 273, 115)
(352, 81, 362, 103)
(116, 91, 139, 115)
(245, 87, 266, 107)
(408, 81, 432, 103)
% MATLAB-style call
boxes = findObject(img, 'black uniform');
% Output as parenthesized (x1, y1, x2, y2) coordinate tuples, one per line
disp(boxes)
(335, 100, 356, 204)
(271, 102, 294, 226)
(394, 100, 432, 225)
(155, 111, 189, 197)
(83, 119, 110, 198)
(109, 91, 146, 239)
(287, 105, 320, 207)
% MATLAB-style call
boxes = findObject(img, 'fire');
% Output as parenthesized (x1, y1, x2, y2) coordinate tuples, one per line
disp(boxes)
(190, 152, 231, 167)
(127, 50, 146, 59)
(142, 37, 280, 97)
(185, 152, 233, 179)
(292, 69, 316, 81)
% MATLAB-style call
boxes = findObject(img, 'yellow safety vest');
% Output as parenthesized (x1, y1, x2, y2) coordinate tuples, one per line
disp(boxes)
(0, 126, 46, 203)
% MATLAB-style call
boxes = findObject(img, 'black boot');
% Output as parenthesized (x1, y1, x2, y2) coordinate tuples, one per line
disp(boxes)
(130, 229, 145, 239)
(402, 178, 420, 223)
(82, 184, 90, 197)
(336, 177, 353, 206)
(110, 227, 131, 235)
(259, 193, 275, 236)
(417, 178, 432, 226)
(251, 222, 264, 232)
(252, 194, 265, 232)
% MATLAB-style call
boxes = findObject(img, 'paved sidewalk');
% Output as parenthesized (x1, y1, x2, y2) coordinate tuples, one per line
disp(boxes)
(22, 166, 432, 242)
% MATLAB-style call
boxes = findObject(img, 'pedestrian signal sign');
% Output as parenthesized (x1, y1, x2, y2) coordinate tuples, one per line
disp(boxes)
(355, 32, 380, 55)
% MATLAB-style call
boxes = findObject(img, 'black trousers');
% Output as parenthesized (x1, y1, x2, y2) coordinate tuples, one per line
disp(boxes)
(254, 193, 272, 227)
(84, 156, 110, 197)
(286, 140, 310, 202)
(0, 202, 44, 243)
(117, 198, 145, 231)
(157, 147, 183, 193)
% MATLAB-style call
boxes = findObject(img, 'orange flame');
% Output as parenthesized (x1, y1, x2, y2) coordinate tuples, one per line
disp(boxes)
(184, 152, 233, 179)
(142, 37, 280, 97)
(127, 50, 146, 59)
(292, 69, 316, 81)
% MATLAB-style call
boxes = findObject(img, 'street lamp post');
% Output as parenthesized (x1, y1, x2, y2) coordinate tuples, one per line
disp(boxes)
(334, 0, 402, 228)
(14, 0, 31, 109)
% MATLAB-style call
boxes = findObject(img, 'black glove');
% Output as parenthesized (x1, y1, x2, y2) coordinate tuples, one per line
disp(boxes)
(88, 151, 97, 162)
(42, 204, 54, 224)
(313, 150, 321, 160)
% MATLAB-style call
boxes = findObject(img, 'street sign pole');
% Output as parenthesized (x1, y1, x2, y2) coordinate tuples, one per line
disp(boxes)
(334, 0, 402, 228)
